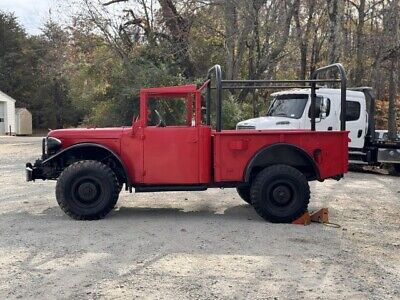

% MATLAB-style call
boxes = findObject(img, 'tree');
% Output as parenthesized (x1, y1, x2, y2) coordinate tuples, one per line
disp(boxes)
(327, 0, 342, 64)
(382, 0, 399, 140)
(294, 0, 316, 80)
(0, 12, 30, 101)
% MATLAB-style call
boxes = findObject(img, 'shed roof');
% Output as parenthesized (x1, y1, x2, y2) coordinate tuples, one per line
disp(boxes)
(16, 108, 31, 114)
(0, 90, 17, 102)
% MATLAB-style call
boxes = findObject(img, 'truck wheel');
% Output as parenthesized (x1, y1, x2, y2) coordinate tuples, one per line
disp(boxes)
(56, 160, 120, 220)
(251, 165, 310, 223)
(388, 164, 400, 176)
(236, 186, 252, 204)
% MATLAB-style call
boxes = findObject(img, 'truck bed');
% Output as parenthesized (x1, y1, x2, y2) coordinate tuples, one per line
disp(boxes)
(213, 130, 349, 182)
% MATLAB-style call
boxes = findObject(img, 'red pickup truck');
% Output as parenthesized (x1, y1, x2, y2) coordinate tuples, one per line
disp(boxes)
(26, 64, 349, 223)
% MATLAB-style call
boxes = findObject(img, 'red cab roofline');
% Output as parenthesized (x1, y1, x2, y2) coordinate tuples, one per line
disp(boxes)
(141, 84, 198, 94)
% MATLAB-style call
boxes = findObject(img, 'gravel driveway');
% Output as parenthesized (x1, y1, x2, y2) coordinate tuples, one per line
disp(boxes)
(0, 136, 399, 299)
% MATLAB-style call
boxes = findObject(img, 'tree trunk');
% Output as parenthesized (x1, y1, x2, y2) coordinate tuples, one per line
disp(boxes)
(224, 0, 237, 80)
(354, 0, 366, 86)
(158, 0, 194, 77)
(294, 0, 315, 80)
(327, 0, 341, 64)
(384, 0, 399, 140)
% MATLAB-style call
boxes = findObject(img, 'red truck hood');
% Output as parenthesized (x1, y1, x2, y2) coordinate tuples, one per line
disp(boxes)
(48, 127, 124, 139)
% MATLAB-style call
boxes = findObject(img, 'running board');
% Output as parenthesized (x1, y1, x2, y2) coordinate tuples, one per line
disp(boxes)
(135, 185, 208, 193)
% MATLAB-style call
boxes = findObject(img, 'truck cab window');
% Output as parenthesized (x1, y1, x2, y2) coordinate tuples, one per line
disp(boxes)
(346, 101, 361, 121)
(267, 94, 308, 119)
(148, 97, 189, 126)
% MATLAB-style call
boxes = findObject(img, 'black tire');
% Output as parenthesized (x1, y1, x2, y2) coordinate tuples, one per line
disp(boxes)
(388, 164, 400, 176)
(236, 186, 252, 204)
(251, 164, 310, 223)
(56, 160, 120, 220)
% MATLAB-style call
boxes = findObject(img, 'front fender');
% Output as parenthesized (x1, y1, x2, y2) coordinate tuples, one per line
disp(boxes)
(27, 143, 131, 187)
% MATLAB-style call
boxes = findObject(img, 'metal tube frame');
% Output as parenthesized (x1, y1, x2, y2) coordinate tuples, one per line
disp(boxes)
(311, 64, 347, 131)
(206, 63, 347, 132)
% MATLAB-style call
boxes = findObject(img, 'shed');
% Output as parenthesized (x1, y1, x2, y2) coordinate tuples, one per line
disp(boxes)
(0, 90, 16, 135)
(15, 108, 32, 135)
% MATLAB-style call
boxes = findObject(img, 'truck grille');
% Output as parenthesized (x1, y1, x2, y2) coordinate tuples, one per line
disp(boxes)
(237, 125, 256, 130)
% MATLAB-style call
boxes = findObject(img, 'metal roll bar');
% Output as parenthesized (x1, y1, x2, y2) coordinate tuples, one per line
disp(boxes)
(206, 64, 222, 130)
(206, 63, 348, 132)
(311, 63, 347, 131)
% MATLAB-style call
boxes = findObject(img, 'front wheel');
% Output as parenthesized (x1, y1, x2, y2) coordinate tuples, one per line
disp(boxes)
(56, 160, 120, 220)
(251, 165, 310, 223)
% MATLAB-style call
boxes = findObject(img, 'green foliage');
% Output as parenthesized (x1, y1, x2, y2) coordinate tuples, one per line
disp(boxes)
(221, 95, 247, 129)
(1, 0, 399, 132)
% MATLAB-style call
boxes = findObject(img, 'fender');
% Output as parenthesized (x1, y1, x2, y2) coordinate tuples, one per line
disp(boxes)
(43, 143, 131, 186)
(244, 143, 321, 182)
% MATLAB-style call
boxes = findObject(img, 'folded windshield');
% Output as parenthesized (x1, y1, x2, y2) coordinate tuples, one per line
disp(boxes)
(267, 94, 308, 119)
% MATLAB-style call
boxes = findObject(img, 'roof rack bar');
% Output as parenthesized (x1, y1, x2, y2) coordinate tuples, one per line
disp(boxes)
(222, 79, 341, 84)
(213, 85, 313, 90)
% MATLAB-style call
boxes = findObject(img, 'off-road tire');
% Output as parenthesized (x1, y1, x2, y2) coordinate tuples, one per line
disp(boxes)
(236, 186, 252, 204)
(251, 164, 310, 223)
(56, 160, 120, 220)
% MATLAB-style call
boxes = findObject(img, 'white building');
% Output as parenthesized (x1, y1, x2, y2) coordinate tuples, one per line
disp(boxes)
(0, 90, 16, 135)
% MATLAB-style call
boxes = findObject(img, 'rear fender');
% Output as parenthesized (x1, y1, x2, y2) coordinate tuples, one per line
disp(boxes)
(244, 143, 320, 182)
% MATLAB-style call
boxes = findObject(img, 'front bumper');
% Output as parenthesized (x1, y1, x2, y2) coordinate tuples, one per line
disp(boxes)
(26, 137, 53, 182)
(25, 161, 45, 181)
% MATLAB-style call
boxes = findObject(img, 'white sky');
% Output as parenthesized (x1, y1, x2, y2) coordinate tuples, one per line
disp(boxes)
(0, 0, 133, 36)
(0, 0, 60, 35)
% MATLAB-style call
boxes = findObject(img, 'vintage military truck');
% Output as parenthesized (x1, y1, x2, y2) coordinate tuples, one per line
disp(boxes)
(26, 64, 349, 223)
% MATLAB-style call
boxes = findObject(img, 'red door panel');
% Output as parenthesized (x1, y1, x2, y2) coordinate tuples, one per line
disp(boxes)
(143, 127, 199, 184)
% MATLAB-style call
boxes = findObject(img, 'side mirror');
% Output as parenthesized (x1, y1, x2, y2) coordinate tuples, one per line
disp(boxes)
(319, 98, 329, 119)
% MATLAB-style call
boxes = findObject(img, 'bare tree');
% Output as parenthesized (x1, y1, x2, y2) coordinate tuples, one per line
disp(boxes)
(383, 0, 399, 140)
(327, 0, 342, 64)
(294, 0, 316, 80)
(346, 0, 366, 86)
(223, 0, 254, 80)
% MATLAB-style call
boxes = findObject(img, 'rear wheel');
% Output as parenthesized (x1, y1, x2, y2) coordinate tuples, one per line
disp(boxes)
(56, 160, 120, 220)
(251, 164, 310, 223)
(388, 163, 400, 176)
(236, 186, 251, 204)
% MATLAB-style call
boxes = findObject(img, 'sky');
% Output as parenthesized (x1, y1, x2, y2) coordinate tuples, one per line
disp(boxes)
(0, 0, 58, 35)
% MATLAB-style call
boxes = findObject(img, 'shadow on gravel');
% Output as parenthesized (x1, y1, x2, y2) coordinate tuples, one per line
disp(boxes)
(11, 204, 263, 222)
(110, 204, 263, 221)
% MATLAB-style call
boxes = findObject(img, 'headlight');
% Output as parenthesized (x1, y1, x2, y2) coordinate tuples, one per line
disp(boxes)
(47, 137, 62, 155)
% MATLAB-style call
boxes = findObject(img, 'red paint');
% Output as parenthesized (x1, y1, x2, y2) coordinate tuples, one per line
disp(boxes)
(49, 83, 349, 187)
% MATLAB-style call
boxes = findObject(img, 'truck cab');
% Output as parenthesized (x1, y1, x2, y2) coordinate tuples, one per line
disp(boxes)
(237, 88, 368, 149)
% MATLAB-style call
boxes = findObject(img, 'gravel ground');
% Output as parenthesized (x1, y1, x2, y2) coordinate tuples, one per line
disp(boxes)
(0, 136, 399, 299)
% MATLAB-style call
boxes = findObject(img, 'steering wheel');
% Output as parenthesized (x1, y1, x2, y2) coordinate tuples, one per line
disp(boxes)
(154, 109, 166, 127)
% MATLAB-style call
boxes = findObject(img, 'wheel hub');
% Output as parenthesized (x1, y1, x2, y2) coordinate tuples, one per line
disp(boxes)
(77, 182, 97, 202)
(272, 185, 292, 205)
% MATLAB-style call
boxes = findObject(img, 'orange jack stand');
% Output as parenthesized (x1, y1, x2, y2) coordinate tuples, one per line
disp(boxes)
(292, 208, 329, 225)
